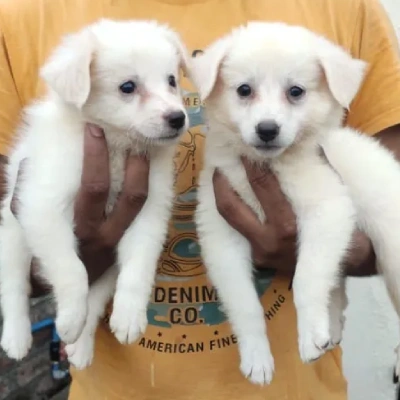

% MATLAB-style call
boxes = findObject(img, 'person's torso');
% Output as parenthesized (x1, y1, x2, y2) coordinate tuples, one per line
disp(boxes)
(0, 0, 362, 397)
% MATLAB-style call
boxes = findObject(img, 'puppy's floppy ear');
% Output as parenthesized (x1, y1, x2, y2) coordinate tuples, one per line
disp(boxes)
(317, 38, 368, 109)
(40, 28, 96, 108)
(190, 36, 232, 101)
(164, 29, 191, 78)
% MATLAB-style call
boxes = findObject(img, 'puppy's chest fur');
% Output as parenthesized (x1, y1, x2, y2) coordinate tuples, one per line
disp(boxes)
(103, 133, 146, 215)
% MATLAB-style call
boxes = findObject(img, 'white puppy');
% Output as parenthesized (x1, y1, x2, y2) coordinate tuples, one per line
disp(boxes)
(320, 128, 400, 378)
(0, 19, 189, 368)
(191, 22, 366, 385)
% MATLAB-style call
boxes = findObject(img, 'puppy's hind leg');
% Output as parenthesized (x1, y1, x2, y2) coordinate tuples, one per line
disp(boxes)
(328, 277, 347, 349)
(0, 207, 33, 360)
(321, 127, 400, 376)
(293, 195, 354, 363)
(294, 223, 353, 362)
(21, 205, 89, 345)
(66, 265, 118, 369)
(375, 242, 400, 379)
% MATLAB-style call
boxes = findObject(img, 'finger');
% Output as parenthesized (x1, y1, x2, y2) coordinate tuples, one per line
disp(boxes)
(253, 244, 297, 272)
(80, 245, 115, 285)
(59, 343, 67, 361)
(10, 158, 28, 217)
(345, 231, 377, 276)
(213, 169, 277, 247)
(30, 258, 51, 297)
(242, 157, 297, 238)
(99, 154, 149, 247)
(74, 124, 110, 239)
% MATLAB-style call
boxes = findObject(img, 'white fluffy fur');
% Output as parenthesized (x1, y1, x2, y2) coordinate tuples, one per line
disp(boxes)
(320, 127, 400, 378)
(0, 19, 189, 368)
(191, 22, 366, 385)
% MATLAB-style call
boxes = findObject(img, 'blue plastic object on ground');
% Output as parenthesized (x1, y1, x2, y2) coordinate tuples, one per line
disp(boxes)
(30, 318, 69, 380)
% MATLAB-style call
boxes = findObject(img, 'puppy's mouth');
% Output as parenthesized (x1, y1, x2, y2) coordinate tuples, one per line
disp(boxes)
(254, 144, 282, 151)
(136, 131, 182, 144)
(157, 132, 181, 141)
(250, 142, 287, 158)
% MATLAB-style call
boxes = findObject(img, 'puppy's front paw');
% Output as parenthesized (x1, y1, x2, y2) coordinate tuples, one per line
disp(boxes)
(328, 308, 345, 349)
(56, 292, 88, 344)
(1, 317, 32, 360)
(66, 334, 94, 370)
(239, 335, 275, 385)
(110, 292, 147, 344)
(297, 308, 331, 363)
(298, 331, 331, 363)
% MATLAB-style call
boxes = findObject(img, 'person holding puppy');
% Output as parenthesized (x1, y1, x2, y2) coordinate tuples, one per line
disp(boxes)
(0, 0, 399, 399)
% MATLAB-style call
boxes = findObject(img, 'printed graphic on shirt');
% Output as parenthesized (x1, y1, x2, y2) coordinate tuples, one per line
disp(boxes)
(158, 89, 205, 279)
(147, 269, 278, 329)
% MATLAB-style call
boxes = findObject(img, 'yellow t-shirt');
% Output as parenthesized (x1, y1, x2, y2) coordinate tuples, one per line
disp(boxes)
(0, 0, 400, 398)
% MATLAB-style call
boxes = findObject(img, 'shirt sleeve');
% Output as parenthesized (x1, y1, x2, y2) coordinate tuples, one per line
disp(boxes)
(0, 28, 22, 155)
(346, 0, 400, 135)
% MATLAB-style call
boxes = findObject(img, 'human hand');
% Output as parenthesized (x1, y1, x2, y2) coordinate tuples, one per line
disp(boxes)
(12, 124, 150, 297)
(212, 158, 377, 276)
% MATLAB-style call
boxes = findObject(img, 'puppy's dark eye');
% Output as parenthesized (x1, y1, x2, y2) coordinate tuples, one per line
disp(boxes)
(287, 86, 305, 100)
(168, 75, 177, 88)
(119, 81, 136, 94)
(237, 84, 252, 97)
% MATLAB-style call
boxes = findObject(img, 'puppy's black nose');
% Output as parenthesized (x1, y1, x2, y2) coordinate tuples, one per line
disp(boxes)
(165, 111, 186, 130)
(256, 121, 280, 143)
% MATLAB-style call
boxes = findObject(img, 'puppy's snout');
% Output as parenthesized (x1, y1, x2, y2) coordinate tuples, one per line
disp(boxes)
(256, 121, 280, 143)
(164, 111, 186, 130)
